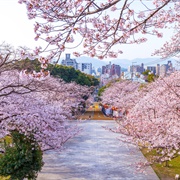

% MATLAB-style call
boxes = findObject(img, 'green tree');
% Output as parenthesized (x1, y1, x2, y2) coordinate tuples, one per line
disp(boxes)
(14, 58, 41, 73)
(76, 74, 91, 86)
(0, 131, 43, 180)
(48, 64, 99, 86)
(98, 86, 107, 97)
(86, 75, 99, 86)
(142, 70, 155, 83)
(13, 59, 99, 86)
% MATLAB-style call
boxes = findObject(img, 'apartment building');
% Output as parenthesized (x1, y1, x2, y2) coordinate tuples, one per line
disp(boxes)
(102, 61, 121, 77)
(61, 54, 92, 75)
(61, 53, 78, 70)
(78, 63, 92, 74)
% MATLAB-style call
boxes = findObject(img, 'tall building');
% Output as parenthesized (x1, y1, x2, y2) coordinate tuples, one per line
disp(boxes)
(97, 67, 102, 74)
(156, 64, 160, 76)
(166, 60, 174, 75)
(61, 54, 92, 75)
(91, 67, 96, 76)
(101, 65, 107, 74)
(160, 64, 167, 77)
(78, 63, 92, 74)
(147, 66, 156, 74)
(159, 61, 174, 77)
(129, 63, 144, 74)
(110, 64, 121, 76)
(100, 61, 121, 86)
(129, 63, 144, 80)
(102, 61, 121, 77)
(61, 53, 78, 70)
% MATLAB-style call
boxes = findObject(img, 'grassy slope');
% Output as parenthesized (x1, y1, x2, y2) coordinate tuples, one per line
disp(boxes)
(142, 148, 180, 180)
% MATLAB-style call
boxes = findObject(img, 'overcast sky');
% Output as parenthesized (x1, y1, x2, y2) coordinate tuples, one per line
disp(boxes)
(0, 0, 175, 60)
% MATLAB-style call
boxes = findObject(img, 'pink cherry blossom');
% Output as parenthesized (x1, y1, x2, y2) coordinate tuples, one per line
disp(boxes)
(0, 65, 92, 151)
(101, 71, 180, 164)
(18, 0, 179, 60)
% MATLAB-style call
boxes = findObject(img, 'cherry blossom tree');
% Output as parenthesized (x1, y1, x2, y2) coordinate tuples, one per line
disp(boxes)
(0, 42, 19, 72)
(0, 41, 50, 81)
(122, 72, 180, 164)
(101, 80, 142, 115)
(0, 69, 91, 151)
(101, 72, 180, 165)
(0, 41, 93, 179)
(0, 41, 94, 152)
(18, 0, 180, 60)
(154, 29, 180, 59)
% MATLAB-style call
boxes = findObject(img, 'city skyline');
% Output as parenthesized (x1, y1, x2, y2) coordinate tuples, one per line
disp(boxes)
(74, 55, 179, 70)
(59, 53, 176, 82)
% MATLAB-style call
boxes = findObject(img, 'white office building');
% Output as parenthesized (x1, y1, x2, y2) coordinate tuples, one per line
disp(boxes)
(61, 53, 78, 69)
(61, 54, 92, 75)
(78, 63, 92, 75)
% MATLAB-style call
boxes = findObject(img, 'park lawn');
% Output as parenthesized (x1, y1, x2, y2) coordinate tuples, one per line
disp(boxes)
(141, 148, 180, 180)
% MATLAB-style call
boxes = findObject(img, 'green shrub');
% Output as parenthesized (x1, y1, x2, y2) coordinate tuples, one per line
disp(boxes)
(0, 131, 44, 180)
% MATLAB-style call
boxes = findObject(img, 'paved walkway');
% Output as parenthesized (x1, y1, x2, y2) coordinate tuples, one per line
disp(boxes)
(37, 120, 159, 180)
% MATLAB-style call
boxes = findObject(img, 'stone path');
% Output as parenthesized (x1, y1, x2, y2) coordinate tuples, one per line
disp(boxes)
(37, 120, 159, 180)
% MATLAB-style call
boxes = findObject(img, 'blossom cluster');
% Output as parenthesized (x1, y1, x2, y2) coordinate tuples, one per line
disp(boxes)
(18, 0, 180, 59)
(101, 71, 180, 163)
(0, 70, 91, 151)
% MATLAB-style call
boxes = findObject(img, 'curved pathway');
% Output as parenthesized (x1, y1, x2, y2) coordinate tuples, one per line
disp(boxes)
(37, 119, 159, 180)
